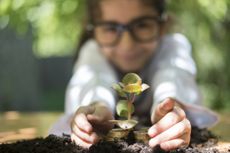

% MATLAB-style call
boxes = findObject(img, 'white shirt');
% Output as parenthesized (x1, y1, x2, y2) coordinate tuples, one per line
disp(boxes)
(49, 33, 218, 136)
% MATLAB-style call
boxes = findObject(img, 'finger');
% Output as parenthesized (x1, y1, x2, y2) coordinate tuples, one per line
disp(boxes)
(87, 105, 114, 122)
(71, 133, 92, 148)
(160, 132, 190, 151)
(87, 114, 104, 123)
(87, 114, 113, 126)
(77, 106, 95, 115)
(160, 138, 186, 151)
(73, 113, 93, 133)
(87, 114, 114, 131)
(72, 124, 99, 144)
(153, 98, 175, 123)
(179, 128, 191, 146)
(148, 106, 186, 137)
(149, 118, 191, 148)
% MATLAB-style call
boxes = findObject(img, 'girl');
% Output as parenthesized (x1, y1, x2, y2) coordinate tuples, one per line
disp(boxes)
(50, 0, 218, 151)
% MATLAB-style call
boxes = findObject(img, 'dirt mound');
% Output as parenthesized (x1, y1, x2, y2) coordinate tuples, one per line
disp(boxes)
(0, 127, 225, 153)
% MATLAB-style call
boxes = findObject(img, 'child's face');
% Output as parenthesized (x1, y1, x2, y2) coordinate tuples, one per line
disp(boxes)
(95, 0, 162, 72)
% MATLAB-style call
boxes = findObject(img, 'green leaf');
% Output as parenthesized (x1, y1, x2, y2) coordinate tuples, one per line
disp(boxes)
(112, 83, 122, 92)
(141, 83, 150, 92)
(135, 91, 141, 95)
(123, 84, 142, 93)
(118, 90, 127, 98)
(118, 82, 125, 88)
(122, 73, 142, 85)
(112, 83, 127, 98)
(116, 100, 134, 118)
(109, 119, 138, 130)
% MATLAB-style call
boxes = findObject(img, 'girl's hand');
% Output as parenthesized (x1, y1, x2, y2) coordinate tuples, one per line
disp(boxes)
(71, 103, 114, 148)
(148, 98, 191, 151)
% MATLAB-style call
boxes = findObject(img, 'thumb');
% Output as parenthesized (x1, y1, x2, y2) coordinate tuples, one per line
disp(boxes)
(87, 114, 102, 123)
(86, 104, 113, 123)
(152, 98, 175, 123)
(87, 106, 114, 131)
(87, 112, 108, 124)
(77, 105, 96, 115)
(87, 113, 114, 133)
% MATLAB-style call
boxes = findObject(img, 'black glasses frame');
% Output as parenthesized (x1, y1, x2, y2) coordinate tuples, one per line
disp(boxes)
(87, 15, 167, 47)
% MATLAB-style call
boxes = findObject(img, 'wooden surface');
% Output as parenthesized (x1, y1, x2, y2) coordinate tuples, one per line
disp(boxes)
(0, 111, 229, 152)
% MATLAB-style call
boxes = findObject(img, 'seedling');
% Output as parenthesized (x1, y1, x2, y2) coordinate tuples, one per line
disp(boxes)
(109, 73, 149, 130)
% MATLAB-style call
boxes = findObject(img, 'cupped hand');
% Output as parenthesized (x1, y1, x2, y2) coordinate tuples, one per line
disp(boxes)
(71, 103, 114, 148)
(148, 98, 191, 151)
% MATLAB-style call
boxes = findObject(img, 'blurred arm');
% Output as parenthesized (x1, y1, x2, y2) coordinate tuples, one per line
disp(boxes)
(49, 40, 117, 136)
(151, 33, 218, 128)
(65, 40, 117, 115)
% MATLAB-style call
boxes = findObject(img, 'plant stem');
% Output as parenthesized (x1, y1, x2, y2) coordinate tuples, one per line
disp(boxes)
(131, 94, 135, 103)
(127, 93, 135, 120)
(128, 100, 131, 120)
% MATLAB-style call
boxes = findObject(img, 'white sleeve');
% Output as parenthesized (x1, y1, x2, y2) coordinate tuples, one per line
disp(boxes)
(151, 33, 218, 128)
(49, 40, 117, 136)
(65, 40, 117, 115)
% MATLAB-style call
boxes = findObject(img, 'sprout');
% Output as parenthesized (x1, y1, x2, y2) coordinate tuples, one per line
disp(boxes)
(111, 73, 149, 129)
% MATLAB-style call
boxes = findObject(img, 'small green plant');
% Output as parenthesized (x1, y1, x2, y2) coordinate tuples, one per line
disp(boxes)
(110, 73, 149, 129)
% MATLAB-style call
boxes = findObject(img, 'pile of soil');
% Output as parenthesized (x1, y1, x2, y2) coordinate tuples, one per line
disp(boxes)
(0, 127, 226, 153)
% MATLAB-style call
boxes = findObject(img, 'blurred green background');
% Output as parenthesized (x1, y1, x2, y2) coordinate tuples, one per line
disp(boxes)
(0, 0, 230, 112)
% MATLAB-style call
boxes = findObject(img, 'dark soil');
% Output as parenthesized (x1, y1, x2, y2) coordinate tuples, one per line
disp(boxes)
(0, 127, 227, 153)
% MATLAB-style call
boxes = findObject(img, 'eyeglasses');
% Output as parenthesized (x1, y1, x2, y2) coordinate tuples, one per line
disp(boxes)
(87, 16, 165, 47)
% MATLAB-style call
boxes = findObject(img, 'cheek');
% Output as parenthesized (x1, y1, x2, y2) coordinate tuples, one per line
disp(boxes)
(99, 41, 159, 72)
(100, 47, 114, 58)
(139, 41, 159, 55)
(100, 41, 159, 61)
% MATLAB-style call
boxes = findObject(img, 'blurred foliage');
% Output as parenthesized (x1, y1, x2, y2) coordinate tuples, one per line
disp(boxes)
(167, 0, 230, 110)
(0, 0, 230, 110)
(0, 0, 86, 57)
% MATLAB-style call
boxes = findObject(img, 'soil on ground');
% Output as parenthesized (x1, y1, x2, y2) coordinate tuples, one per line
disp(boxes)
(0, 127, 228, 153)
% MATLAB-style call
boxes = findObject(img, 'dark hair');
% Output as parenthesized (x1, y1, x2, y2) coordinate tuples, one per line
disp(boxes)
(73, 0, 167, 62)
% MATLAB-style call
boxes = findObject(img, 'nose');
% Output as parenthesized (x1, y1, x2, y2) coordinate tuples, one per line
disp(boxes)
(118, 31, 135, 51)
